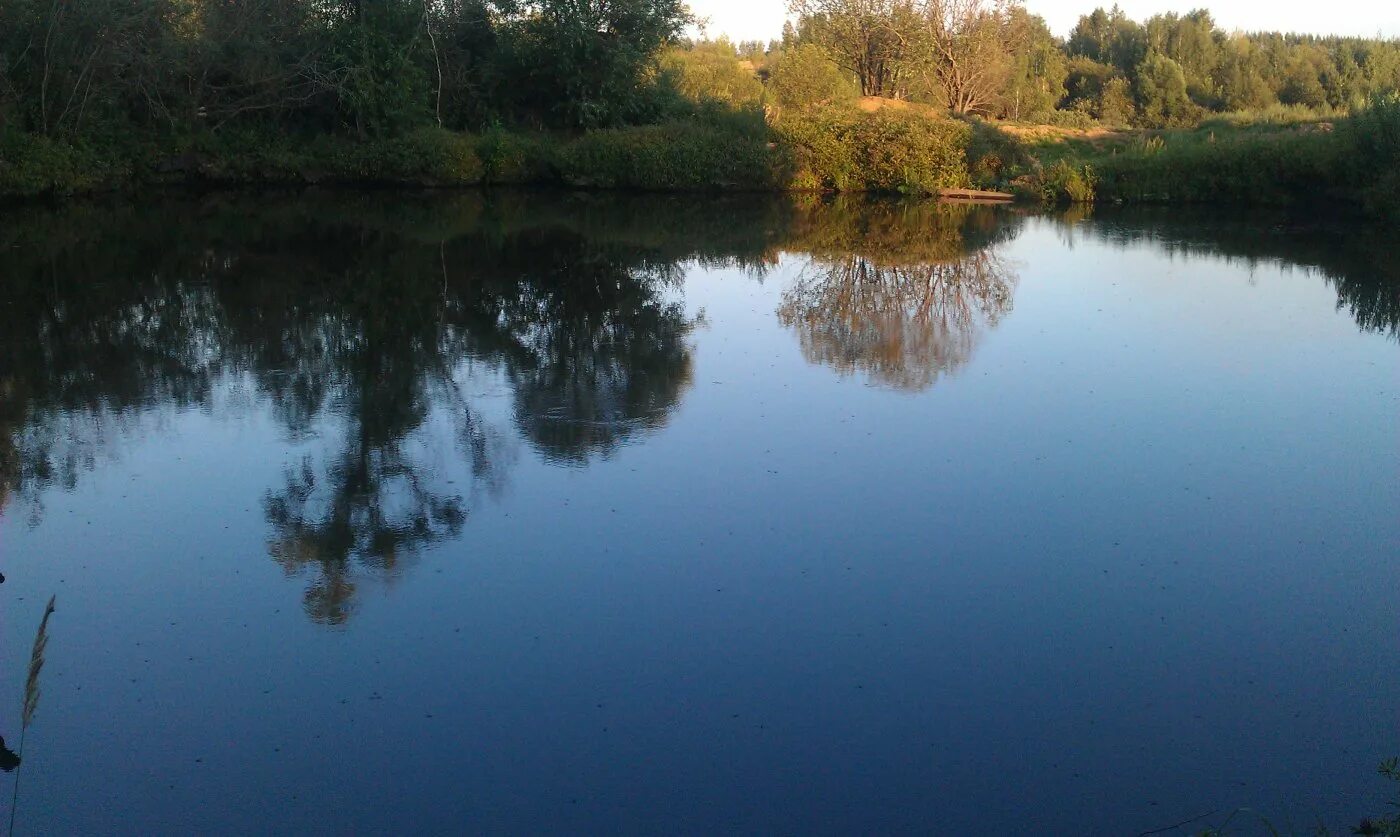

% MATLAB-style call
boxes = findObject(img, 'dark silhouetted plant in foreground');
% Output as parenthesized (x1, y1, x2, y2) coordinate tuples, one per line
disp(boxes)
(8, 595, 55, 837)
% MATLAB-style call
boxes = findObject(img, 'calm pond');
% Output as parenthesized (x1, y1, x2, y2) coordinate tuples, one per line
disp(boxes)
(1, 193, 1397, 834)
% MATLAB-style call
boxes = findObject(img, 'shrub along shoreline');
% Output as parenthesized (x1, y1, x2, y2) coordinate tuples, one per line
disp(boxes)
(2, 96, 1396, 221)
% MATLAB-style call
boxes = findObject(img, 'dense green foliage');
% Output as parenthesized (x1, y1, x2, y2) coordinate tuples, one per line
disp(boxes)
(1060, 8, 1400, 127)
(783, 0, 1400, 128)
(0, 0, 691, 137)
(660, 40, 765, 108)
(558, 119, 780, 189)
(768, 44, 861, 109)
(777, 106, 970, 194)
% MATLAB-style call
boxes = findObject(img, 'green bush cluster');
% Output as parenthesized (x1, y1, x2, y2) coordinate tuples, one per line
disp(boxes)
(1014, 96, 1400, 217)
(1039, 109, 1101, 130)
(476, 127, 558, 184)
(0, 134, 132, 196)
(1199, 103, 1344, 130)
(777, 106, 971, 195)
(767, 44, 860, 110)
(964, 120, 1035, 189)
(1014, 160, 1098, 205)
(4, 94, 1396, 222)
(1337, 94, 1400, 220)
(341, 129, 486, 185)
(1091, 129, 1334, 205)
(557, 121, 783, 190)
(658, 43, 766, 109)
(189, 128, 485, 186)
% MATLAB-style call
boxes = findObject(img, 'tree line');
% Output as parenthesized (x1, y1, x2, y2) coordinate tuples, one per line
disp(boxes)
(3, 0, 1397, 147)
(777, 0, 1400, 125)
(0, 0, 694, 140)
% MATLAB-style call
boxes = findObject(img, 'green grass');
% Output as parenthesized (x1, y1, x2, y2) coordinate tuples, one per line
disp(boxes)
(987, 96, 1400, 219)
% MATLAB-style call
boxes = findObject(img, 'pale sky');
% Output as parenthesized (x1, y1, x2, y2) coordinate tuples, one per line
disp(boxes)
(688, 0, 1400, 43)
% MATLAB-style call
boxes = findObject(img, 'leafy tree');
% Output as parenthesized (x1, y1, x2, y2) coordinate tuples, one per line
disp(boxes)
(768, 43, 859, 109)
(1144, 10, 1222, 106)
(786, 0, 920, 97)
(431, 0, 507, 129)
(1278, 54, 1328, 108)
(1214, 37, 1276, 111)
(659, 40, 764, 108)
(1099, 76, 1136, 124)
(1363, 48, 1400, 99)
(1067, 5, 1147, 76)
(1063, 56, 1115, 109)
(324, 1, 432, 135)
(1001, 7, 1067, 119)
(499, 0, 691, 128)
(0, 0, 175, 136)
(912, 0, 1019, 115)
(1135, 51, 1197, 127)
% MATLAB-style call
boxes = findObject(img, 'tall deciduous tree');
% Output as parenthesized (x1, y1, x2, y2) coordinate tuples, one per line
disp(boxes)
(502, 0, 692, 127)
(785, 0, 919, 97)
(769, 42, 860, 108)
(1135, 51, 1196, 126)
(913, 0, 1018, 115)
(1002, 7, 1066, 119)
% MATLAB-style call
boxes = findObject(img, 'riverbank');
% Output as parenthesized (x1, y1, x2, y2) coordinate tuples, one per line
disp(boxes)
(2, 97, 1396, 220)
(1011, 97, 1400, 219)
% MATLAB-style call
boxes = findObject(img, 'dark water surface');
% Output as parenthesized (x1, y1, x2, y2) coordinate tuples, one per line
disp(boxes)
(1, 193, 1396, 834)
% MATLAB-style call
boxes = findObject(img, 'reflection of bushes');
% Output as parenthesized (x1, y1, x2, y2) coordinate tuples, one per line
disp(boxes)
(785, 196, 1017, 263)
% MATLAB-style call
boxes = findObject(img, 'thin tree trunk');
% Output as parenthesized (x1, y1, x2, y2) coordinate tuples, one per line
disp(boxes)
(424, 0, 443, 127)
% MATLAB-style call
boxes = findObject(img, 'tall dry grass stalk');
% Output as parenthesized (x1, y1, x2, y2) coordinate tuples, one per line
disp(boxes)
(8, 595, 55, 837)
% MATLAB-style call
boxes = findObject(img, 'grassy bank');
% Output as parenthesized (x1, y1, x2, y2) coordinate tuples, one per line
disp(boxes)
(3, 97, 1397, 221)
(1005, 96, 1400, 219)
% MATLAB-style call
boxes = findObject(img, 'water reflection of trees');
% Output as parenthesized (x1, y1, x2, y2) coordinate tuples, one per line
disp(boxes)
(0, 194, 727, 624)
(778, 201, 1021, 391)
(1056, 207, 1400, 341)
(4, 195, 1394, 623)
